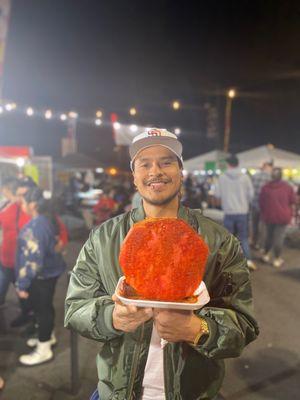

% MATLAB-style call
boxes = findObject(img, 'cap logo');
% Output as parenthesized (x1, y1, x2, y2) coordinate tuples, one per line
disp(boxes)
(147, 129, 162, 136)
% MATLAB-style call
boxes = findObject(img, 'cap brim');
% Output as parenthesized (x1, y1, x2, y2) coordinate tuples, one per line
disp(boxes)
(129, 136, 182, 160)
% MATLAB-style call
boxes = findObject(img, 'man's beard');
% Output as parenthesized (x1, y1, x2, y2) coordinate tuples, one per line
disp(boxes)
(141, 186, 181, 206)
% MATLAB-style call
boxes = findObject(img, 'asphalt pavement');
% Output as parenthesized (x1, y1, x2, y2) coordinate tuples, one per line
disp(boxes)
(0, 238, 299, 400)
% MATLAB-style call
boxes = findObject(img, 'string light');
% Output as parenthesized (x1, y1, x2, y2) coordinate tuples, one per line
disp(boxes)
(45, 110, 52, 119)
(130, 124, 138, 132)
(68, 111, 78, 119)
(0, 100, 187, 136)
(5, 103, 13, 111)
(172, 100, 180, 110)
(26, 107, 34, 116)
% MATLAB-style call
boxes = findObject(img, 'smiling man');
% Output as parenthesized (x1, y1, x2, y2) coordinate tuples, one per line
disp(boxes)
(65, 128, 259, 400)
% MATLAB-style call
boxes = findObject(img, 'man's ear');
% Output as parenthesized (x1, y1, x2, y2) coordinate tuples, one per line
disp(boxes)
(132, 172, 137, 187)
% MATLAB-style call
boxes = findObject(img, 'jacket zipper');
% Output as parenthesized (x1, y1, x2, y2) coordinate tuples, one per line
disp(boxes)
(127, 323, 145, 399)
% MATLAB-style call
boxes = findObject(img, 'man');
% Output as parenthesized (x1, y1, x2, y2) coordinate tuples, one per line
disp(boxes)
(65, 129, 258, 400)
(259, 167, 296, 268)
(250, 162, 273, 250)
(214, 154, 256, 271)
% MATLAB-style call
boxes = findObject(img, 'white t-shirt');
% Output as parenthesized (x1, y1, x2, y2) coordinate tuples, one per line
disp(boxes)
(141, 325, 165, 400)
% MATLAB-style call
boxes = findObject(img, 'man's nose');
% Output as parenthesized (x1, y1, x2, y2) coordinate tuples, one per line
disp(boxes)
(148, 162, 163, 176)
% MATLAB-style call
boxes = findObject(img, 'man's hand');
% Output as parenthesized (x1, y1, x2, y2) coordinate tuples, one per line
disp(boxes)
(112, 294, 153, 332)
(153, 309, 202, 343)
(16, 289, 29, 299)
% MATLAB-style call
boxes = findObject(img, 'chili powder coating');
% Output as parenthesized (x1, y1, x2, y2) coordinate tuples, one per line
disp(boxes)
(119, 218, 209, 301)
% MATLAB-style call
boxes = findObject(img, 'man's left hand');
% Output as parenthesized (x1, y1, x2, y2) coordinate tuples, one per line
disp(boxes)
(153, 309, 202, 343)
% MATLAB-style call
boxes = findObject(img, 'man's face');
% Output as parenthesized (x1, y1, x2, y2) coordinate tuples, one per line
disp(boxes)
(16, 187, 28, 203)
(133, 146, 182, 206)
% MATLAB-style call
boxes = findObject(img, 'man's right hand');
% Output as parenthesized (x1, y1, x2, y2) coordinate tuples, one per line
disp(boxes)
(112, 294, 153, 332)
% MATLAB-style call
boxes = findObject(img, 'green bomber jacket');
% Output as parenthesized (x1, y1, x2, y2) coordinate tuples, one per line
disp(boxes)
(64, 205, 259, 400)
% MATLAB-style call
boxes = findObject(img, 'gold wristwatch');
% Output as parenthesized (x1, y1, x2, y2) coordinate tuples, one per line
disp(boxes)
(191, 317, 209, 346)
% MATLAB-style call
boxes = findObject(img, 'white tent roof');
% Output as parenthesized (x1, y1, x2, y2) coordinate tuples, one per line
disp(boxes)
(237, 145, 300, 169)
(184, 150, 228, 172)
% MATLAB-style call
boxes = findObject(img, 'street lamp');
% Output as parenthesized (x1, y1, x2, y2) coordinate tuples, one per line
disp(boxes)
(223, 88, 236, 152)
(172, 100, 180, 110)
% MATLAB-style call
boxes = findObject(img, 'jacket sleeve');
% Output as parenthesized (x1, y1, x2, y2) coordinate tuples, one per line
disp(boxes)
(64, 230, 123, 342)
(15, 226, 47, 291)
(193, 234, 259, 359)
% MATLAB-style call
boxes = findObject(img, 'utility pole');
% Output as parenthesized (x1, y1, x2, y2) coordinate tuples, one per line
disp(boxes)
(223, 89, 236, 153)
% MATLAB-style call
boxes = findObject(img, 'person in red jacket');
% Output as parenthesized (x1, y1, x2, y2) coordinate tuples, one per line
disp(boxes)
(0, 177, 26, 306)
(259, 168, 296, 268)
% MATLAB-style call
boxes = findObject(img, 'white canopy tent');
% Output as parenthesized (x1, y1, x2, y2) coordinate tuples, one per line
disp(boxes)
(183, 150, 228, 172)
(237, 145, 300, 169)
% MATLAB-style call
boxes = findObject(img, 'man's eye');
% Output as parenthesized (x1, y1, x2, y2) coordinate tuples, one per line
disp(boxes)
(161, 161, 172, 167)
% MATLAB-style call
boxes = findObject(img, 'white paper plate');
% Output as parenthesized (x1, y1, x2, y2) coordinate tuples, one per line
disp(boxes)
(115, 276, 210, 310)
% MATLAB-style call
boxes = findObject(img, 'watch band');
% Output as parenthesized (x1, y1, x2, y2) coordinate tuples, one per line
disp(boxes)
(192, 318, 209, 346)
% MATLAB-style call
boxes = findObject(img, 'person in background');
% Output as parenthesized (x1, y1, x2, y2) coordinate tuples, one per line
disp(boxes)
(11, 178, 68, 329)
(0, 178, 22, 306)
(16, 187, 66, 366)
(250, 162, 273, 250)
(259, 167, 296, 268)
(93, 188, 117, 225)
(65, 129, 258, 400)
(214, 154, 256, 271)
(0, 376, 4, 390)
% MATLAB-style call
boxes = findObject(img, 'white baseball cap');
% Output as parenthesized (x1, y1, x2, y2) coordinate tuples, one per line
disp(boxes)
(129, 128, 183, 170)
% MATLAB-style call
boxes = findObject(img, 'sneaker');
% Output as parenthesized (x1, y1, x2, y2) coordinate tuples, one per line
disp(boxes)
(19, 340, 53, 366)
(10, 313, 33, 328)
(273, 258, 284, 268)
(261, 253, 271, 263)
(27, 332, 57, 348)
(247, 260, 257, 271)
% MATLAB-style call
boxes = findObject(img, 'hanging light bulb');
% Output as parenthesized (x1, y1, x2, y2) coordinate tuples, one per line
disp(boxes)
(129, 107, 137, 116)
(68, 111, 78, 119)
(95, 118, 102, 126)
(60, 113, 67, 121)
(130, 124, 138, 132)
(45, 110, 52, 119)
(96, 110, 103, 118)
(26, 107, 34, 116)
(172, 101, 180, 110)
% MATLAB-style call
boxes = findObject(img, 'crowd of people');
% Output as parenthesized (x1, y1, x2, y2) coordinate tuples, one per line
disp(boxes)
(0, 176, 68, 368)
(182, 157, 299, 270)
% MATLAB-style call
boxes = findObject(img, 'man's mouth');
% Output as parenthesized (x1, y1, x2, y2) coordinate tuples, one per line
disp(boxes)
(146, 180, 170, 190)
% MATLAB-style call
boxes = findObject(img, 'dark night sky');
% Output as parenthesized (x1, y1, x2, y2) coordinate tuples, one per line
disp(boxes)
(1, 0, 300, 165)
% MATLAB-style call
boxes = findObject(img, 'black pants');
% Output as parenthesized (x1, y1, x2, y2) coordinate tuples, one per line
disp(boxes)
(29, 277, 58, 342)
(264, 223, 287, 258)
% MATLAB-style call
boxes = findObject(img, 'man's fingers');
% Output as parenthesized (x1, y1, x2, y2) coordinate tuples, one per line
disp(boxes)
(112, 294, 122, 304)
